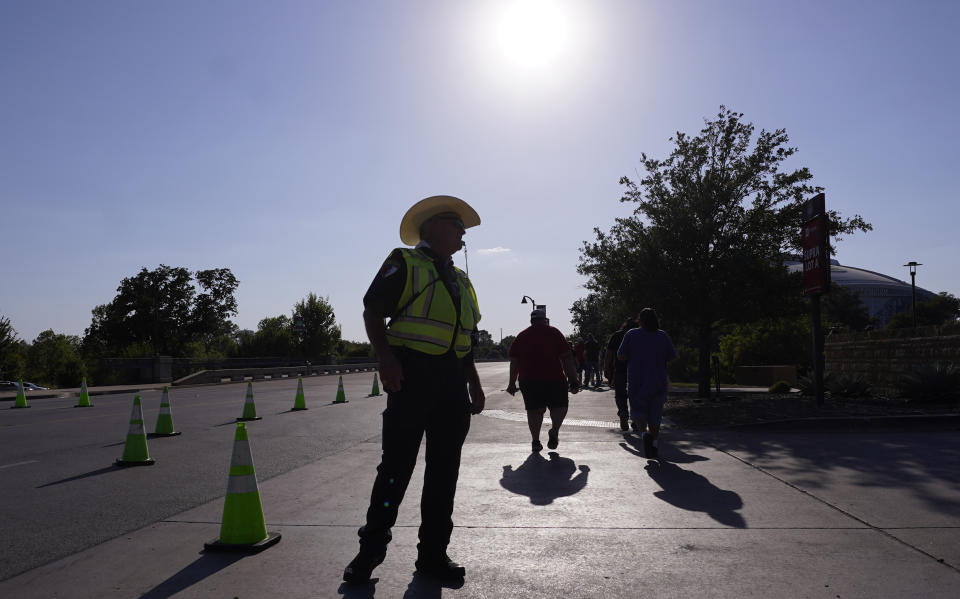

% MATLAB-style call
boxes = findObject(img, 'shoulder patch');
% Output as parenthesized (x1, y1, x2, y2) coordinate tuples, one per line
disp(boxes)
(380, 262, 400, 279)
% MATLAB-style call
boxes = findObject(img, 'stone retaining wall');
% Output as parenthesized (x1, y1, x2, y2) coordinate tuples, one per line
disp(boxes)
(824, 323, 960, 396)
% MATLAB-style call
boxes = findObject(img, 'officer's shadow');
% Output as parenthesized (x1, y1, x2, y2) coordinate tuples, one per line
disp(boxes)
(645, 461, 746, 528)
(500, 452, 590, 505)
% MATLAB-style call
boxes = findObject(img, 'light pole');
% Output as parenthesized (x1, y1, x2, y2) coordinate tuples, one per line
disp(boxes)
(904, 261, 922, 330)
(521, 295, 546, 316)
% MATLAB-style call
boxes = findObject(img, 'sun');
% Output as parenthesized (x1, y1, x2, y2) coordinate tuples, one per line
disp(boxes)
(495, 0, 570, 69)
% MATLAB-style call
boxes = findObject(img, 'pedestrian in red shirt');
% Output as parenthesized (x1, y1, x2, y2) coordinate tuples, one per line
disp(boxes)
(506, 310, 581, 452)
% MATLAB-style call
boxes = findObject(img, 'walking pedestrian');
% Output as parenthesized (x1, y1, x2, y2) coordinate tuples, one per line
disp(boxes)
(617, 308, 676, 459)
(343, 195, 486, 584)
(584, 333, 601, 387)
(506, 310, 580, 452)
(573, 337, 586, 385)
(604, 318, 637, 431)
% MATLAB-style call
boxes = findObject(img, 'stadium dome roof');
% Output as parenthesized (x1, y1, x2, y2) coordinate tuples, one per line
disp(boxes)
(785, 259, 937, 327)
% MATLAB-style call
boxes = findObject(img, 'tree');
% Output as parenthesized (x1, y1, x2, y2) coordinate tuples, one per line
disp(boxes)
(26, 330, 86, 387)
(887, 292, 960, 329)
(191, 268, 240, 350)
(578, 107, 872, 396)
(249, 315, 296, 357)
(823, 283, 874, 332)
(84, 265, 239, 357)
(0, 316, 25, 379)
(293, 293, 341, 361)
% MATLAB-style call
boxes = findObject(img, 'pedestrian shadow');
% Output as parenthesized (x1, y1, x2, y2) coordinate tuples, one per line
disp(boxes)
(401, 572, 464, 597)
(138, 552, 242, 598)
(337, 579, 379, 598)
(619, 435, 709, 464)
(36, 465, 120, 488)
(500, 452, 590, 505)
(645, 461, 746, 528)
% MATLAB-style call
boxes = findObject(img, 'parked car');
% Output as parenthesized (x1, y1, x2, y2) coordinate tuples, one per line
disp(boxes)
(0, 381, 49, 391)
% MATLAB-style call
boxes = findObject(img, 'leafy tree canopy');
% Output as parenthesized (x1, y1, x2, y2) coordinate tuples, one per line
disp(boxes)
(887, 292, 960, 329)
(84, 265, 239, 356)
(293, 292, 341, 360)
(577, 107, 872, 395)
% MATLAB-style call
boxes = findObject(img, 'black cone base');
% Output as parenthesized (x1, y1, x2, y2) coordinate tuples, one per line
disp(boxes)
(115, 458, 156, 467)
(204, 531, 281, 554)
(236, 416, 262, 421)
(148, 431, 182, 437)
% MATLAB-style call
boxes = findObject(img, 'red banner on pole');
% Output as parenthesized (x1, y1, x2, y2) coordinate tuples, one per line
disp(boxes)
(802, 193, 829, 296)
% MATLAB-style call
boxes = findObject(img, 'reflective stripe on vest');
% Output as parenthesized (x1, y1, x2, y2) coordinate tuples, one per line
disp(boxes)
(385, 248, 480, 358)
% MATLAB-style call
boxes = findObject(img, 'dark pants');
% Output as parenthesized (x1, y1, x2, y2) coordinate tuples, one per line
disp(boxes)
(358, 352, 471, 557)
(614, 370, 628, 418)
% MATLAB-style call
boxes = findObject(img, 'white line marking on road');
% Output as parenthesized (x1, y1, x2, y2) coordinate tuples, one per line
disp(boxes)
(0, 460, 39, 470)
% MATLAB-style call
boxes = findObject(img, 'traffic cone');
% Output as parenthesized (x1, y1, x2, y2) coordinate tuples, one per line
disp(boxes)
(151, 386, 181, 437)
(12, 380, 29, 408)
(75, 377, 92, 407)
(237, 382, 261, 421)
(292, 377, 307, 410)
(368, 373, 381, 397)
(115, 394, 154, 466)
(204, 422, 281, 553)
(333, 375, 347, 404)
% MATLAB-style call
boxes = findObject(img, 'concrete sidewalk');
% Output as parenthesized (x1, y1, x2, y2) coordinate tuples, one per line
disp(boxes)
(2, 384, 958, 598)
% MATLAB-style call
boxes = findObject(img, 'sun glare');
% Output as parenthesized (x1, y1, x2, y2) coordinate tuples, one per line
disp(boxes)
(495, 0, 570, 69)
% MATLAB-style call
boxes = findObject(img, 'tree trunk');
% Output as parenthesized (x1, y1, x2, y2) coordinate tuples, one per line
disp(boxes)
(697, 323, 712, 398)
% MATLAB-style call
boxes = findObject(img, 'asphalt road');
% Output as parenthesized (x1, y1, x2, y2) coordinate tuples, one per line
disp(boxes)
(0, 366, 497, 582)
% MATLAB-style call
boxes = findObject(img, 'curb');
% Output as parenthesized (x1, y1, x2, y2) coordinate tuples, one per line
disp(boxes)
(726, 413, 960, 432)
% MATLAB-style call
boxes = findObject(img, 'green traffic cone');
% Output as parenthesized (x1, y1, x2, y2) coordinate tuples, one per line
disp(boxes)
(116, 395, 155, 466)
(237, 382, 261, 421)
(292, 377, 307, 411)
(12, 380, 29, 408)
(368, 373, 381, 397)
(333, 376, 347, 404)
(204, 422, 281, 553)
(75, 377, 93, 407)
(151, 386, 181, 436)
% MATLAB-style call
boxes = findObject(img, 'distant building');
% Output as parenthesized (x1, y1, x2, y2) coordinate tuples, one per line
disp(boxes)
(786, 260, 937, 328)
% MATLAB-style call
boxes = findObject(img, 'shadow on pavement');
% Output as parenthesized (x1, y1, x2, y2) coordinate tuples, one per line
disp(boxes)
(645, 461, 746, 528)
(337, 579, 379, 598)
(36, 465, 121, 488)
(500, 451, 590, 505)
(402, 572, 464, 597)
(699, 431, 960, 518)
(139, 552, 242, 599)
(619, 434, 709, 464)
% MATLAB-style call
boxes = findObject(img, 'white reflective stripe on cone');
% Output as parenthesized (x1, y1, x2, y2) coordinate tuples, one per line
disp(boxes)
(231, 440, 254, 467)
(127, 420, 145, 435)
(227, 473, 259, 495)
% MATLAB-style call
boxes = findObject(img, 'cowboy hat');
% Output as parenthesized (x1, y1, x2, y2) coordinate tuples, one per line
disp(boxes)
(399, 195, 481, 246)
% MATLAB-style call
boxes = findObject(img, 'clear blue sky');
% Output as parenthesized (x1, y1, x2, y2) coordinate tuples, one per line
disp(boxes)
(2, 0, 958, 345)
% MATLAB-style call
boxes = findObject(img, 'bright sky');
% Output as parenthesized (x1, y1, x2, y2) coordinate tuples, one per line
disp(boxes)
(2, 0, 958, 346)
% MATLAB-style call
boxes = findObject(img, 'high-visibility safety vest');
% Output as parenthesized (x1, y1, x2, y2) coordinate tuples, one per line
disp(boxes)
(385, 248, 480, 358)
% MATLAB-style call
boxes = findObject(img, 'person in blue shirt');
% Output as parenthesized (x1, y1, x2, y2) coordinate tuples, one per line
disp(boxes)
(617, 308, 677, 459)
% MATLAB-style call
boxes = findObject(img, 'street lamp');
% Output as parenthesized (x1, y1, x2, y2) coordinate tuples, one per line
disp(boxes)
(520, 295, 545, 316)
(903, 261, 922, 330)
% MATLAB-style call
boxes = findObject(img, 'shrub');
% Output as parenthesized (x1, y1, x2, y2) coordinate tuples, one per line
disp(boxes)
(827, 373, 872, 398)
(797, 372, 830, 396)
(895, 363, 960, 404)
(768, 380, 792, 393)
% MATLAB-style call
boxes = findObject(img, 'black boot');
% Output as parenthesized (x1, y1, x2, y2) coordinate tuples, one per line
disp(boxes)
(343, 546, 386, 583)
(415, 552, 466, 581)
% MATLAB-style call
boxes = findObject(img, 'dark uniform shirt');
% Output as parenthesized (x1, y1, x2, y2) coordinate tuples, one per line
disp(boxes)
(363, 245, 469, 360)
